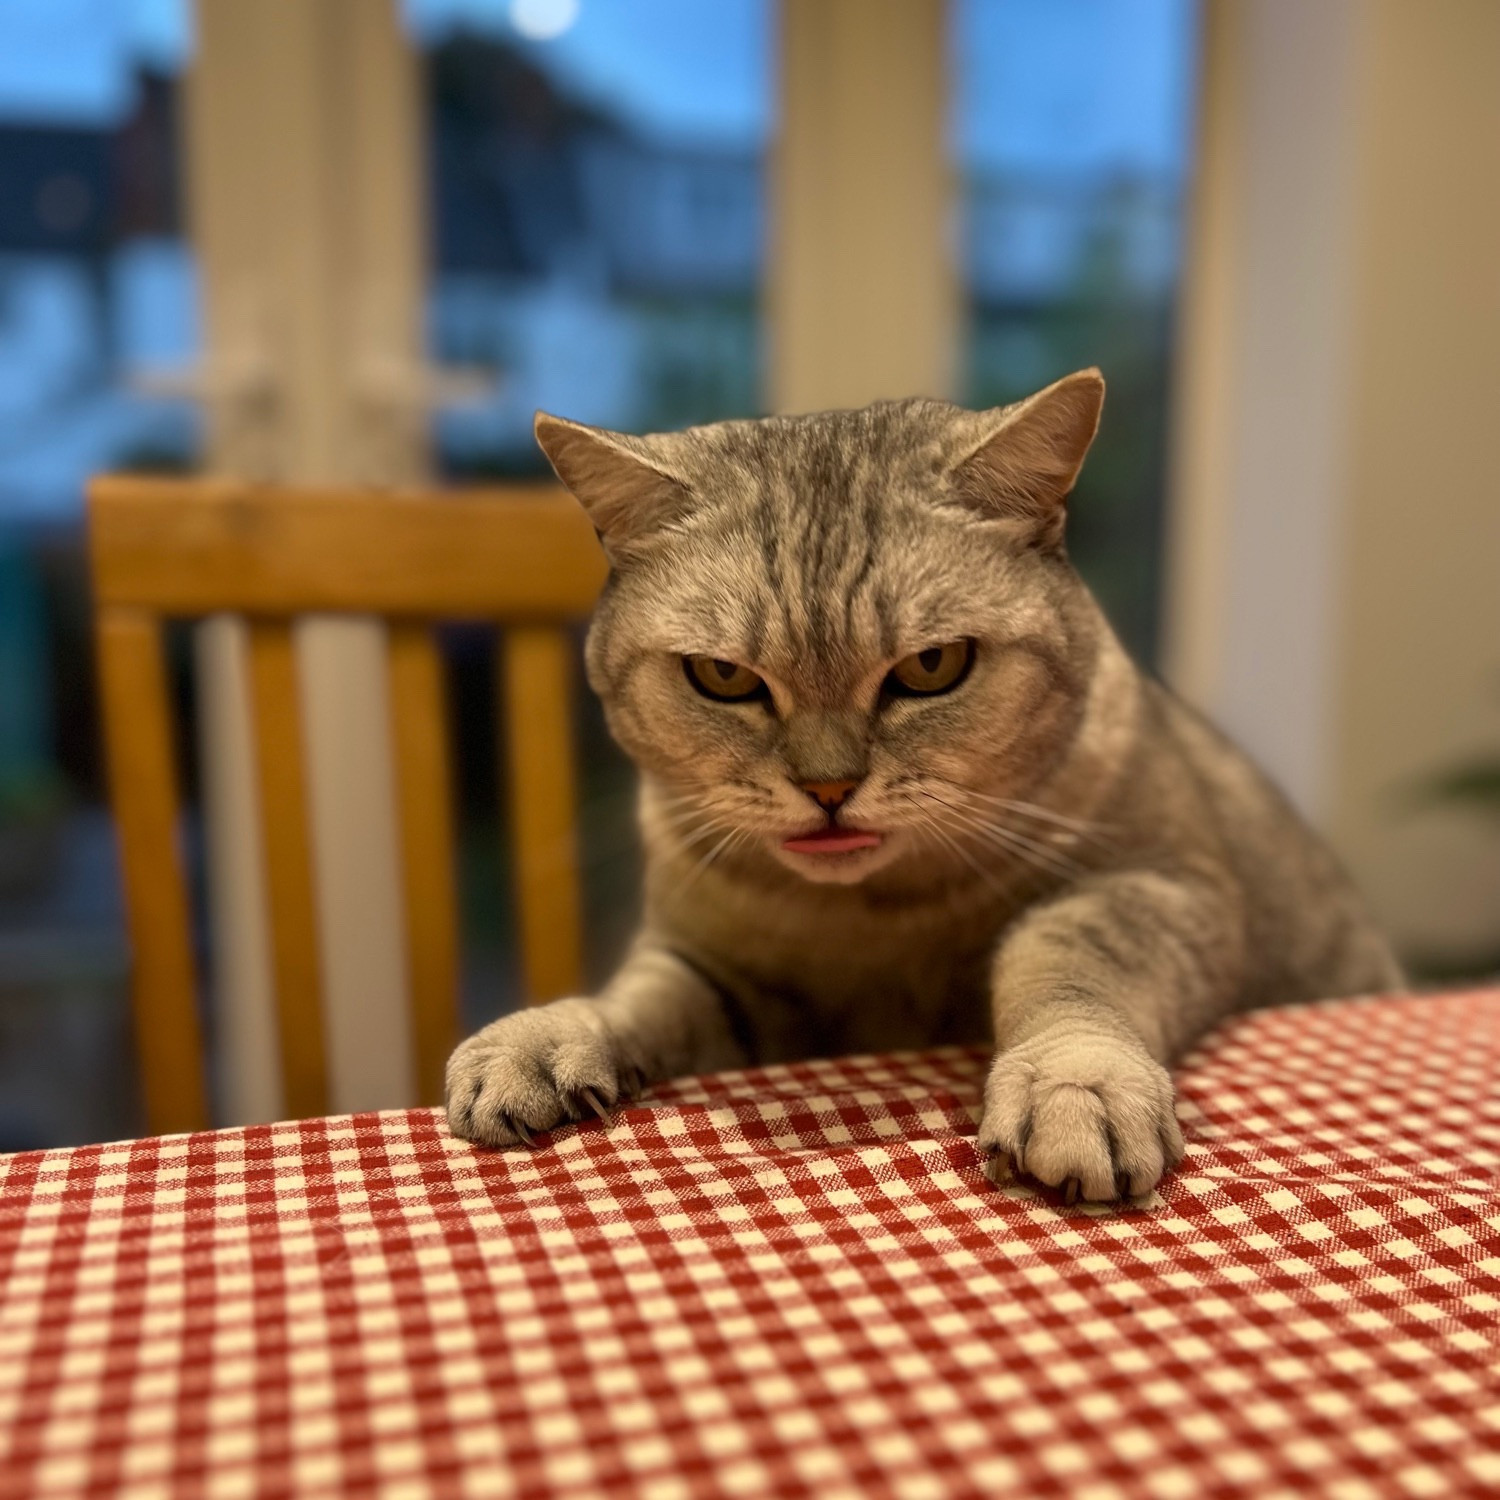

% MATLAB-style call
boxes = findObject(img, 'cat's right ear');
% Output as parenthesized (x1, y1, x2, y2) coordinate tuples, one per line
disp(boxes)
(534, 413, 693, 555)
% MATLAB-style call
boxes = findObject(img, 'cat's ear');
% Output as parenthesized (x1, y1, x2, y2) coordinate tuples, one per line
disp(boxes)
(534, 412, 693, 554)
(948, 369, 1105, 547)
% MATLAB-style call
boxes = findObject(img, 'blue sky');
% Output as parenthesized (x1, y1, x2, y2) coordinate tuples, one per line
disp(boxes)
(0, 0, 1195, 175)
(954, 0, 1196, 176)
(0, 0, 188, 123)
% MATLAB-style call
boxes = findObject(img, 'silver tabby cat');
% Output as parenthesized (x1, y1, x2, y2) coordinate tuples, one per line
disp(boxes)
(446, 369, 1402, 1202)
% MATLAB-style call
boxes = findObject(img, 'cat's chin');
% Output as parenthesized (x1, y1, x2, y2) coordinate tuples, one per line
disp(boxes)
(770, 840, 897, 886)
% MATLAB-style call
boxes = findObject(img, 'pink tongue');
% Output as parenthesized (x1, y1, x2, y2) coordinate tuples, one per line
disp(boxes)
(782, 828, 883, 855)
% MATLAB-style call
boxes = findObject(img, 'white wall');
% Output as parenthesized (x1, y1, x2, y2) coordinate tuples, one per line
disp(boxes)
(1165, 0, 1500, 959)
(1327, 0, 1500, 956)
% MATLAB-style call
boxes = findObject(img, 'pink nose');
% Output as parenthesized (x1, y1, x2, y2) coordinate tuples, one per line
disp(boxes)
(801, 779, 858, 812)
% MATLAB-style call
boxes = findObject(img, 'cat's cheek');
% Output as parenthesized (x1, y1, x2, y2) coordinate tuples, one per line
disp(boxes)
(612, 661, 778, 779)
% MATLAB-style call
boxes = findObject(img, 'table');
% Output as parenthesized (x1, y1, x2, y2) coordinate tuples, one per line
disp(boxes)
(3, 988, 1499, 1498)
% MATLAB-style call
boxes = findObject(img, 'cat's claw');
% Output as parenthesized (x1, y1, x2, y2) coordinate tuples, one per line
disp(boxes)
(578, 1086, 613, 1123)
(980, 1149, 1017, 1187)
(978, 1027, 1184, 1203)
(446, 998, 642, 1150)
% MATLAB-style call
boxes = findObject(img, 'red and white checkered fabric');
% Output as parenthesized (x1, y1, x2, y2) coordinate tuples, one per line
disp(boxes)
(3, 989, 1500, 1499)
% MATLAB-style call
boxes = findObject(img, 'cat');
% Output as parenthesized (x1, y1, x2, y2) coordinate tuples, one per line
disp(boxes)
(445, 369, 1403, 1202)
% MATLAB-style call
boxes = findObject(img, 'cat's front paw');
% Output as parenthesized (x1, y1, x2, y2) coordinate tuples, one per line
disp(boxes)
(445, 998, 643, 1148)
(978, 1027, 1184, 1203)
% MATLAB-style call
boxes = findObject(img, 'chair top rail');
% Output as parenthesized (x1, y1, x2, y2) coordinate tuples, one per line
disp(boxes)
(89, 474, 607, 620)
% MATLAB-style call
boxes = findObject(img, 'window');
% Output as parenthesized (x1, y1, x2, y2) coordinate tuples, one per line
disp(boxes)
(953, 0, 1198, 661)
(0, 0, 198, 1147)
(406, 0, 772, 475)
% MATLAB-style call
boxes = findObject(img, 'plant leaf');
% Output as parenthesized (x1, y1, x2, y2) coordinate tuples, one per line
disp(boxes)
(1401, 759, 1500, 816)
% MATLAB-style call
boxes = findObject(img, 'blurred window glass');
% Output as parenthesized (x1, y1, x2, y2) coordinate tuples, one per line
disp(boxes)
(0, 0, 198, 1148)
(404, 0, 772, 477)
(952, 0, 1198, 662)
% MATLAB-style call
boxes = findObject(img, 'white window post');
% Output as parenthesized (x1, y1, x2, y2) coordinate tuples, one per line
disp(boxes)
(770, 0, 957, 411)
(184, 0, 430, 1121)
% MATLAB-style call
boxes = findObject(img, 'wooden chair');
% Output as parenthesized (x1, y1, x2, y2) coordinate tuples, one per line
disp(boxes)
(87, 475, 608, 1137)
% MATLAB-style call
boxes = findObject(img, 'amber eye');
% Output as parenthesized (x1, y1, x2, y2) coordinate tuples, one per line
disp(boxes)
(684, 655, 769, 702)
(886, 639, 975, 697)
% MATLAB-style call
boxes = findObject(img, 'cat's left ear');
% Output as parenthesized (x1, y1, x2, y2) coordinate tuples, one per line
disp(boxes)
(948, 368, 1105, 548)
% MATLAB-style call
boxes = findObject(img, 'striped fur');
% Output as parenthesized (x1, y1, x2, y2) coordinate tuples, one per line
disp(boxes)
(447, 371, 1401, 1203)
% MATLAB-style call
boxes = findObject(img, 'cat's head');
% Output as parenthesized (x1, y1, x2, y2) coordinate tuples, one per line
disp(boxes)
(536, 371, 1109, 888)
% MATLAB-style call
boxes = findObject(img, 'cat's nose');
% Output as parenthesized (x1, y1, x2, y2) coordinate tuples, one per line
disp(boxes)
(800, 778, 860, 813)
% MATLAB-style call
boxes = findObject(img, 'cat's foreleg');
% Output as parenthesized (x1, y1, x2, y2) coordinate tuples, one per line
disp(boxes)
(979, 870, 1244, 1202)
(446, 941, 744, 1147)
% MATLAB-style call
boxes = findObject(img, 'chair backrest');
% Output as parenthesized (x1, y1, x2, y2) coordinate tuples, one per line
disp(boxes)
(88, 474, 608, 1136)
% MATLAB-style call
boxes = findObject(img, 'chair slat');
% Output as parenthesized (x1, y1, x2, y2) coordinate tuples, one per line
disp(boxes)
(89, 476, 606, 620)
(501, 627, 584, 1003)
(246, 621, 329, 1119)
(95, 608, 210, 1135)
(387, 625, 460, 1106)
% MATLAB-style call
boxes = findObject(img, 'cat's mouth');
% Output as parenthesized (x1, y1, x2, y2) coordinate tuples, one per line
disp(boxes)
(781, 826, 885, 856)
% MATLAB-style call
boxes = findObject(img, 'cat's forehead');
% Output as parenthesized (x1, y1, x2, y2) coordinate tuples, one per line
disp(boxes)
(644, 490, 1033, 695)
(670, 401, 973, 606)
(680, 399, 958, 501)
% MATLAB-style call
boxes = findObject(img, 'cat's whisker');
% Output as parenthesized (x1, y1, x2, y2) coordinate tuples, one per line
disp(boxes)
(653, 806, 715, 835)
(911, 788, 1085, 883)
(651, 786, 717, 810)
(669, 823, 752, 901)
(961, 816, 1086, 883)
(923, 822, 1008, 894)
(672, 821, 732, 855)
(952, 787, 1113, 844)
(925, 785, 1098, 869)
(650, 797, 712, 825)
(648, 795, 725, 831)
(997, 799, 1107, 834)
(941, 805, 1087, 876)
(974, 821, 1085, 882)
(644, 800, 733, 866)
(652, 788, 771, 838)
(900, 794, 1007, 893)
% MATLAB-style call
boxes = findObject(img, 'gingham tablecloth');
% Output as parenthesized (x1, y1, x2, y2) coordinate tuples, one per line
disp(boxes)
(3, 990, 1500, 1499)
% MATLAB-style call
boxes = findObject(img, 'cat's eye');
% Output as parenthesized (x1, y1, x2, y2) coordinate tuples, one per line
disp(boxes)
(684, 655, 769, 702)
(886, 639, 976, 697)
